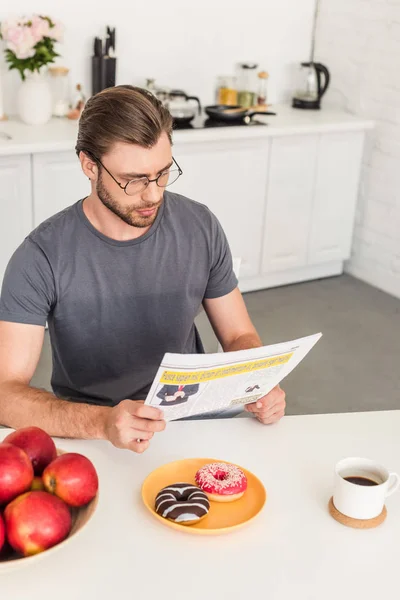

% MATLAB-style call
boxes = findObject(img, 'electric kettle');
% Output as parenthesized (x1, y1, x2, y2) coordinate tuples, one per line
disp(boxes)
(292, 62, 330, 110)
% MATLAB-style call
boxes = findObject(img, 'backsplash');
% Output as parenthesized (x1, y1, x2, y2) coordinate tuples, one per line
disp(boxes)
(0, 0, 317, 112)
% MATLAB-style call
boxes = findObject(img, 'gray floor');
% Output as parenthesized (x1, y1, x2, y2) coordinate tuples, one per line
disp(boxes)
(32, 274, 400, 415)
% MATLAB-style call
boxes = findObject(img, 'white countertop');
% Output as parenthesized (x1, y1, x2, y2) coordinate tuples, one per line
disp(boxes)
(1, 410, 398, 600)
(0, 105, 374, 156)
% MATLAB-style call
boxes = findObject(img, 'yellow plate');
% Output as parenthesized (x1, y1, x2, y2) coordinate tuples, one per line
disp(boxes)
(141, 458, 267, 535)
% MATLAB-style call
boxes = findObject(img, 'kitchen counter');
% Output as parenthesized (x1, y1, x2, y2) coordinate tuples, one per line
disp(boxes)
(0, 104, 374, 156)
(1, 410, 399, 600)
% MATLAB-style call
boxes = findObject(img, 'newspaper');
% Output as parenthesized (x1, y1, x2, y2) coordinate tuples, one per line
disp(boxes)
(145, 333, 322, 421)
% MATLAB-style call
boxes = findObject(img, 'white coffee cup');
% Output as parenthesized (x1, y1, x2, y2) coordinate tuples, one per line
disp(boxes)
(333, 457, 400, 520)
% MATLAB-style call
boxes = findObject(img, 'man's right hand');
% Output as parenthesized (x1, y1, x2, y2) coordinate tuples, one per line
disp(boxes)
(104, 400, 166, 453)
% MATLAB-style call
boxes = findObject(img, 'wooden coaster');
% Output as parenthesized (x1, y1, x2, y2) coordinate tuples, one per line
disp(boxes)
(328, 497, 387, 529)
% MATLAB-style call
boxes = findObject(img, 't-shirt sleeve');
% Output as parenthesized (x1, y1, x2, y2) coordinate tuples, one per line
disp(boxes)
(204, 211, 238, 299)
(0, 239, 56, 326)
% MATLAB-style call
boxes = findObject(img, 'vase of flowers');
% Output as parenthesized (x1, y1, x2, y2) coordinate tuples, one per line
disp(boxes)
(0, 15, 63, 125)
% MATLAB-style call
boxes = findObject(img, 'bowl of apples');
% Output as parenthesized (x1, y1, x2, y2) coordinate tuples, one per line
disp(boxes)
(0, 427, 99, 571)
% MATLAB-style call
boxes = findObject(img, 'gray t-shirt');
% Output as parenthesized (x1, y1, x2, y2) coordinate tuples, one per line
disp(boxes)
(0, 192, 237, 406)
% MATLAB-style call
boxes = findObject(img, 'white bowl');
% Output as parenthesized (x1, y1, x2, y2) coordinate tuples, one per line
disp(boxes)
(0, 448, 98, 571)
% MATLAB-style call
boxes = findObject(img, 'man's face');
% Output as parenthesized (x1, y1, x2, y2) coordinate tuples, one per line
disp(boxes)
(96, 132, 173, 228)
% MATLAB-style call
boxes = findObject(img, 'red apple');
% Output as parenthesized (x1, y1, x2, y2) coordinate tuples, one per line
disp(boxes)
(31, 476, 45, 491)
(4, 427, 57, 475)
(0, 443, 33, 505)
(4, 491, 72, 557)
(0, 513, 5, 552)
(43, 453, 98, 507)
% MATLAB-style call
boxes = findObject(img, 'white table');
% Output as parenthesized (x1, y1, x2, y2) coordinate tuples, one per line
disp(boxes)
(1, 411, 399, 600)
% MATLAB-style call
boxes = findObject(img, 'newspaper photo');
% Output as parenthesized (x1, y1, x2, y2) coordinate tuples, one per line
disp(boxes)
(145, 333, 322, 421)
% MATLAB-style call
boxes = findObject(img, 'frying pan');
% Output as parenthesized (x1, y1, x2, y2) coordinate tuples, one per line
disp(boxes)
(205, 104, 276, 124)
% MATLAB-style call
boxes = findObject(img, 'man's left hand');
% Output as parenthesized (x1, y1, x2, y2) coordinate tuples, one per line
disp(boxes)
(244, 385, 286, 425)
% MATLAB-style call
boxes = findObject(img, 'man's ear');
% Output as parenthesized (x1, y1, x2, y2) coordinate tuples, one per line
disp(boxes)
(80, 151, 98, 182)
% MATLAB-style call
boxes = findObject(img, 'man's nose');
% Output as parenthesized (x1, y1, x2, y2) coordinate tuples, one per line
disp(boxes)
(141, 181, 162, 204)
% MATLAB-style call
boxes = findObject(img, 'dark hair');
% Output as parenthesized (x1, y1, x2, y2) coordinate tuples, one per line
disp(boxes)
(75, 85, 173, 159)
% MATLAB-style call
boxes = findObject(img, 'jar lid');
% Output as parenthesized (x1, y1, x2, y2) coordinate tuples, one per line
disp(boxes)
(240, 63, 258, 70)
(49, 66, 70, 76)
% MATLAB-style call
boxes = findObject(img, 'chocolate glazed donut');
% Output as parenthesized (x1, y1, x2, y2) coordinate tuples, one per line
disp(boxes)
(155, 483, 210, 525)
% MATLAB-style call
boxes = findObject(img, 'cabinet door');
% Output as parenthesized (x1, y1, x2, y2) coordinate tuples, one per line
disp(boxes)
(172, 139, 269, 279)
(308, 132, 365, 264)
(0, 155, 32, 287)
(262, 135, 318, 273)
(33, 152, 90, 226)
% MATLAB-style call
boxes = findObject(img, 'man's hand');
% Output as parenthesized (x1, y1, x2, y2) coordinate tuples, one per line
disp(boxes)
(104, 400, 166, 453)
(244, 385, 286, 425)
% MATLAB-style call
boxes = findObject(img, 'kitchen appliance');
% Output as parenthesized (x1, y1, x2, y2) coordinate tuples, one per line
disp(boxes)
(292, 62, 330, 109)
(205, 105, 276, 125)
(172, 114, 268, 130)
(145, 80, 201, 126)
(292, 0, 330, 109)
(165, 90, 202, 127)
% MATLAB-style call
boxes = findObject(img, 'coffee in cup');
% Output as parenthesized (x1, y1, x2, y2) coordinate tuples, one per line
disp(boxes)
(333, 457, 400, 520)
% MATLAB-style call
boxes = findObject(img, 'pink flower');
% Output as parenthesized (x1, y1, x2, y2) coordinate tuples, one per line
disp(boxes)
(6, 25, 36, 59)
(0, 17, 20, 41)
(1, 14, 63, 66)
(49, 20, 63, 43)
(30, 15, 50, 44)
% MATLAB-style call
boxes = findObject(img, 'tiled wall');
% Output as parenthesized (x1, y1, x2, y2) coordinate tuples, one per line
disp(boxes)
(316, 0, 400, 299)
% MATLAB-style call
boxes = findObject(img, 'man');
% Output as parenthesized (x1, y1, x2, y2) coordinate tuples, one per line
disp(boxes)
(0, 86, 285, 453)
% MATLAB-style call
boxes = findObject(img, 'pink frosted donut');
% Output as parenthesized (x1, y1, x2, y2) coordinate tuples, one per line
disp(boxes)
(195, 462, 247, 502)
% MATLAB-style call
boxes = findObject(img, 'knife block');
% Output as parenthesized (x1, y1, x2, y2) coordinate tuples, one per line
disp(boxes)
(92, 56, 117, 95)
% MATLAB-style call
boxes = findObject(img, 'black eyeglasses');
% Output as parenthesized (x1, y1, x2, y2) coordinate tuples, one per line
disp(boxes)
(87, 153, 183, 196)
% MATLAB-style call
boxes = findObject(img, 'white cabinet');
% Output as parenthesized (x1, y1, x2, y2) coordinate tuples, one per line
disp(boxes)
(308, 132, 365, 264)
(260, 131, 364, 288)
(0, 155, 32, 287)
(33, 152, 89, 226)
(173, 139, 269, 278)
(262, 135, 318, 273)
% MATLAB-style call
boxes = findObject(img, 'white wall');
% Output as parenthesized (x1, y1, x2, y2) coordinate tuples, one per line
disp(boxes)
(316, 0, 400, 299)
(1, 0, 316, 113)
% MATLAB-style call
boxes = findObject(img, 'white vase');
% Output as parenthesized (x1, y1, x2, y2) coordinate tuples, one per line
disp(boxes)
(0, 69, 5, 120)
(17, 71, 52, 126)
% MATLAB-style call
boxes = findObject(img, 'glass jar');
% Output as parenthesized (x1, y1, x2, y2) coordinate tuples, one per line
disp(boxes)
(257, 71, 269, 106)
(49, 66, 70, 117)
(215, 76, 238, 106)
(237, 63, 258, 108)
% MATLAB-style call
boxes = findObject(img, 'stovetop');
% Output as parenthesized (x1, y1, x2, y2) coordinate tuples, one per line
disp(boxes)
(172, 113, 268, 130)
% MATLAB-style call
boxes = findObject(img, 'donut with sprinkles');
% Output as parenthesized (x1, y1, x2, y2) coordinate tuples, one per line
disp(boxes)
(195, 462, 247, 502)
